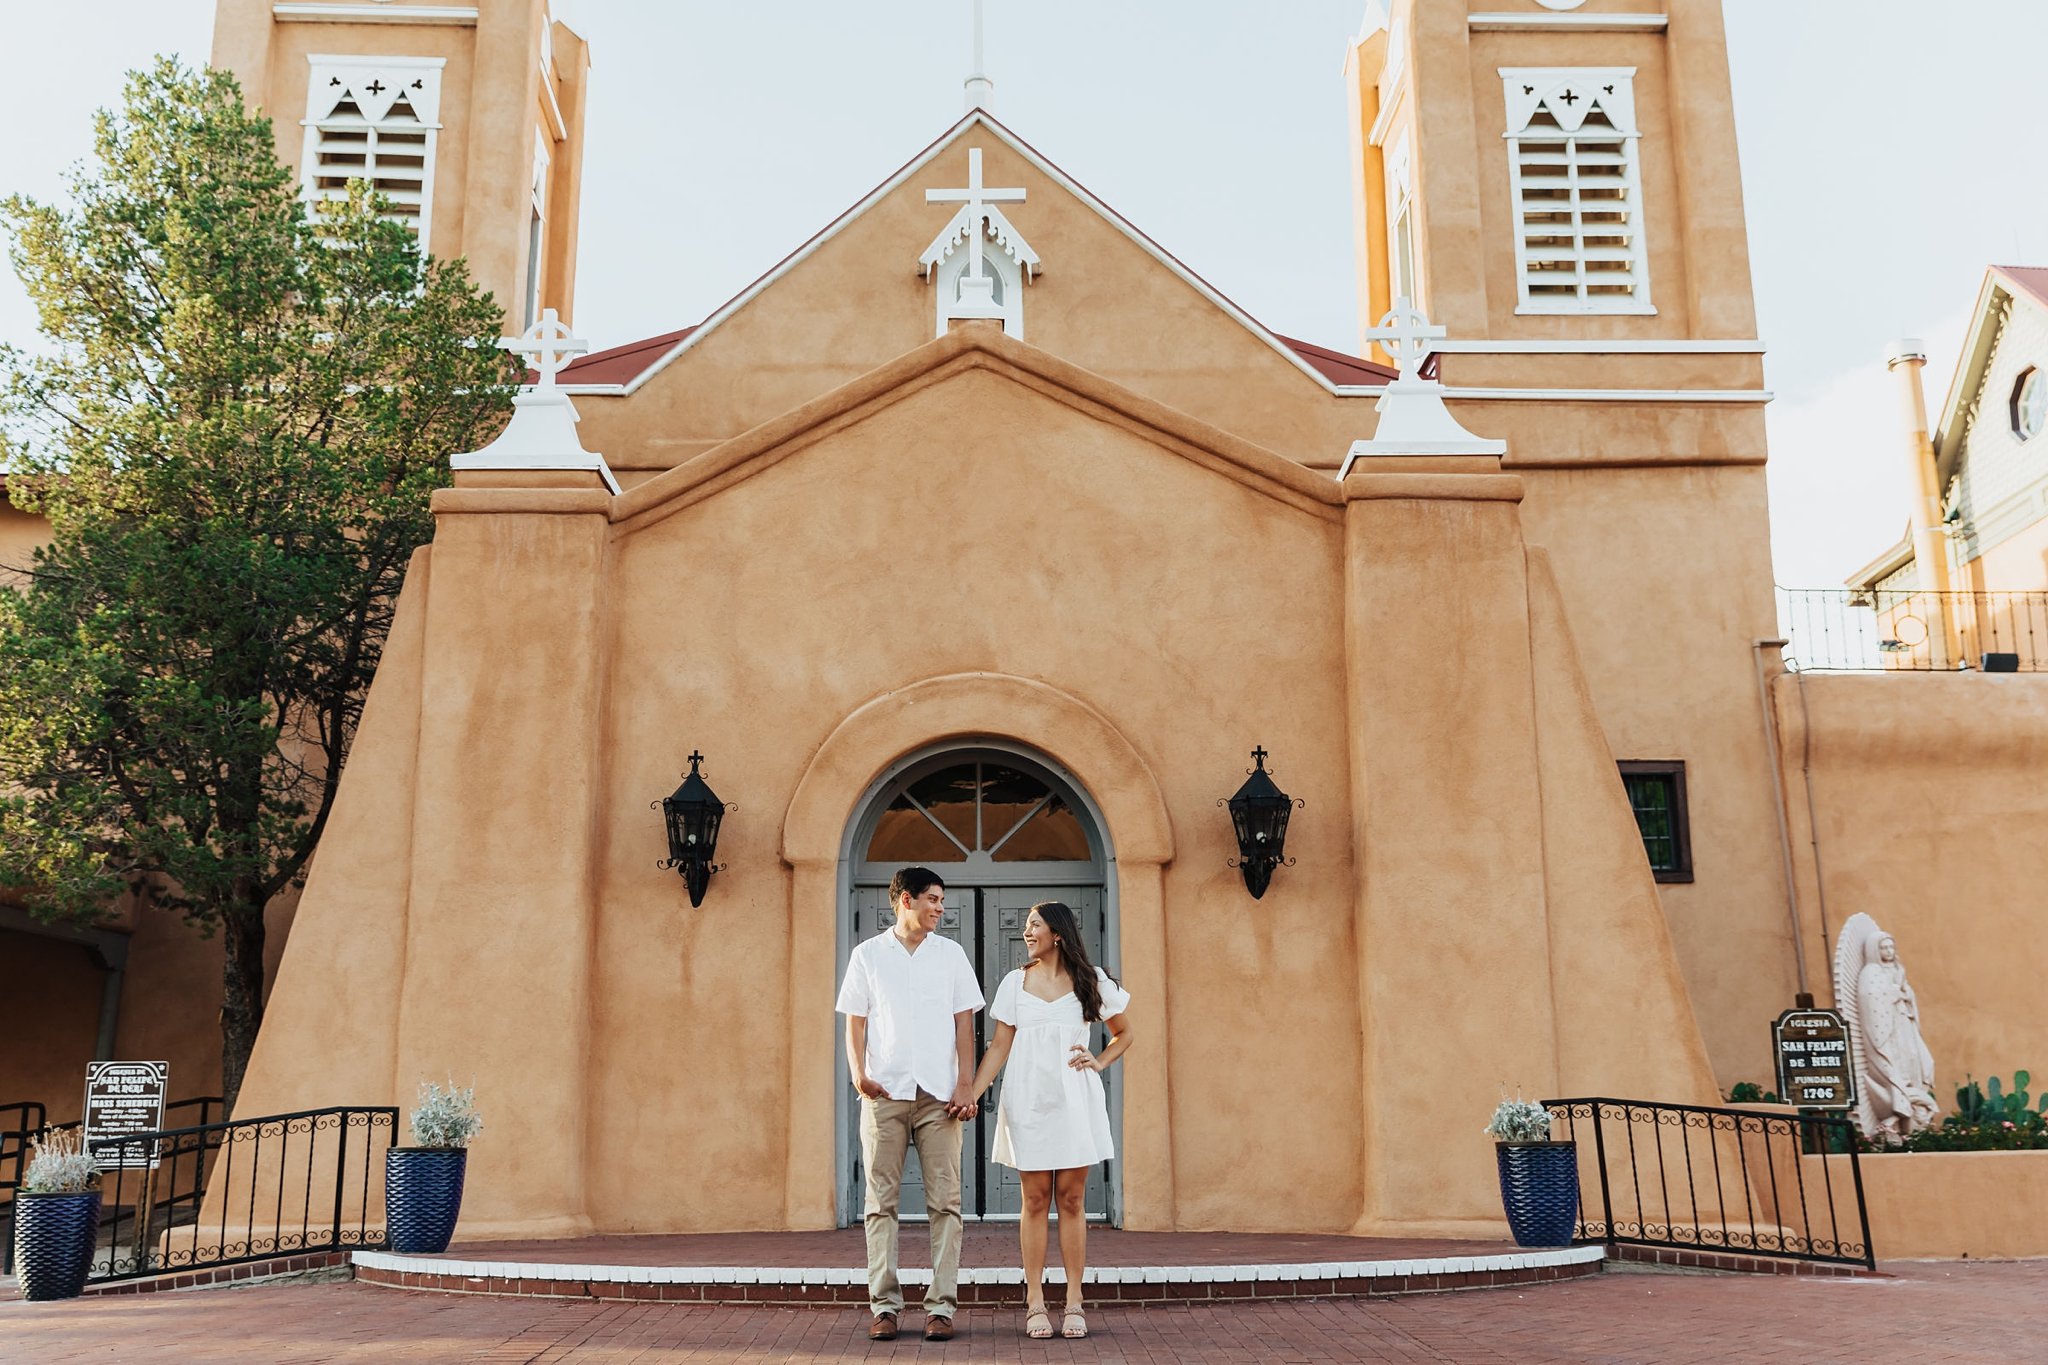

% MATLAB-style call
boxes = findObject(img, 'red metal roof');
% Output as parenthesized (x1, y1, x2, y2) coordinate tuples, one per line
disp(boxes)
(554, 326, 698, 386)
(1275, 334, 1398, 385)
(1993, 264, 2048, 312)
(554, 321, 1389, 390)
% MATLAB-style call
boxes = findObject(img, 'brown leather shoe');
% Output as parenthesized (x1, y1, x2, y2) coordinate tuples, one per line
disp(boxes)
(868, 1312, 898, 1340)
(924, 1315, 956, 1341)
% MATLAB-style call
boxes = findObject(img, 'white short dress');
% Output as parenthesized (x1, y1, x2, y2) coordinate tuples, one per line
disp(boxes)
(988, 967, 1131, 1171)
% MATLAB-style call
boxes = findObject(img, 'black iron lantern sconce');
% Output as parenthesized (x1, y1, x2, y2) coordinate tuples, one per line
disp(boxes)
(656, 751, 732, 907)
(1221, 746, 1302, 900)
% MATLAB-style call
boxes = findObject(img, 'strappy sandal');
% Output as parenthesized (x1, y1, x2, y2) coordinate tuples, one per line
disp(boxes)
(1023, 1306, 1054, 1339)
(1061, 1307, 1088, 1339)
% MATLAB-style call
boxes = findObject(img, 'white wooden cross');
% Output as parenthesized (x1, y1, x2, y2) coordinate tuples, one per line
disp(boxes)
(498, 308, 589, 392)
(926, 148, 1025, 287)
(1364, 296, 1447, 378)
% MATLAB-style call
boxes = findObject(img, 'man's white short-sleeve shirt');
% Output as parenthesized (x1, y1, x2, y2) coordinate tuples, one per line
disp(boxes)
(836, 929, 985, 1101)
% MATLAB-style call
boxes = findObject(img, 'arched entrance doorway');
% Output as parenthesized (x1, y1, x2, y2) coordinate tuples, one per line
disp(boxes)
(839, 744, 1118, 1225)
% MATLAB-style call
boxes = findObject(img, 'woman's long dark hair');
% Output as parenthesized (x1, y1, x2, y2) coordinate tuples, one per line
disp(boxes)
(1028, 901, 1118, 1023)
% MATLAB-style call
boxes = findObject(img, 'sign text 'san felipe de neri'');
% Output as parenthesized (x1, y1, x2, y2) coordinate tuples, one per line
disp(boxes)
(1771, 1010, 1855, 1111)
(83, 1061, 169, 1169)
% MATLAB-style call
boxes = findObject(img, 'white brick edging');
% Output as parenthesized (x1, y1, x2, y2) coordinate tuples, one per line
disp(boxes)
(350, 1244, 1604, 1287)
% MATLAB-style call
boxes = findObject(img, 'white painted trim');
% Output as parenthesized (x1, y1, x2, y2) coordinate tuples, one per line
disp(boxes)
(1367, 72, 1410, 150)
(1470, 13, 1668, 31)
(610, 110, 1346, 398)
(540, 64, 567, 142)
(1516, 304, 1660, 317)
(1441, 386, 1771, 404)
(275, 4, 478, 24)
(1501, 68, 1654, 316)
(303, 52, 449, 73)
(300, 55, 445, 257)
(1433, 339, 1763, 354)
(567, 379, 1766, 407)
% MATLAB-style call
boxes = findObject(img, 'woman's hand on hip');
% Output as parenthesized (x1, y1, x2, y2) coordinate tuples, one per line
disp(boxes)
(1068, 1044, 1106, 1073)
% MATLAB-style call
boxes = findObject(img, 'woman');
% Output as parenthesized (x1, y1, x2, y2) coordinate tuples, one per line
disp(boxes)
(967, 901, 1133, 1340)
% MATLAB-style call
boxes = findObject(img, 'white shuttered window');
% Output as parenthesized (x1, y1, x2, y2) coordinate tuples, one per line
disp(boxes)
(1500, 68, 1652, 315)
(302, 56, 445, 253)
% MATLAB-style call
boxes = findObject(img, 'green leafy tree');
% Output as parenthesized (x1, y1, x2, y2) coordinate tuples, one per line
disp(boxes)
(0, 61, 517, 1109)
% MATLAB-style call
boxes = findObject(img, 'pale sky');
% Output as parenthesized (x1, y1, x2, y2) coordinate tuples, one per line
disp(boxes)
(6, 2, 2047, 588)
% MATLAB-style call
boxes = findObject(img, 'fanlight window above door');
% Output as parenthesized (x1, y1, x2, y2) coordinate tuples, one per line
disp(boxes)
(866, 761, 1090, 864)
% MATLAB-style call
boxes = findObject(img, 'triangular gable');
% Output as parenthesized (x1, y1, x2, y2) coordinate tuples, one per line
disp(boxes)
(1934, 264, 2048, 485)
(607, 324, 1342, 537)
(560, 110, 1385, 398)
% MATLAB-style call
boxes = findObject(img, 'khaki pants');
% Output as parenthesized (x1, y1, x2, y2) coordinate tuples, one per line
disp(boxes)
(860, 1093, 963, 1318)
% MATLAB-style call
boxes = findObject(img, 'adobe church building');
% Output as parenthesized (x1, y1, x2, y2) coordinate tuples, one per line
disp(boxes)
(13, 0, 2048, 1250)
(227, 0, 1770, 1241)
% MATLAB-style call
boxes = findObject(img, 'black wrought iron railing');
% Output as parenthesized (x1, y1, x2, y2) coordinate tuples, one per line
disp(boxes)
(85, 1104, 397, 1284)
(1779, 587, 2048, 672)
(1545, 1097, 1873, 1270)
(1, 1100, 49, 1275)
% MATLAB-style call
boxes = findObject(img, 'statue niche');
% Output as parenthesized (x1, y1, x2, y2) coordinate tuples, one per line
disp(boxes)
(1833, 912, 1938, 1143)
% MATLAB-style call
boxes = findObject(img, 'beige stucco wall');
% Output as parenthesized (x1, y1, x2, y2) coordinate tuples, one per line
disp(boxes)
(1360, 0, 1753, 344)
(1772, 671, 2048, 1092)
(210, 0, 586, 326)
(571, 132, 1379, 471)
(225, 324, 1720, 1242)
(1830, 1151, 2048, 1261)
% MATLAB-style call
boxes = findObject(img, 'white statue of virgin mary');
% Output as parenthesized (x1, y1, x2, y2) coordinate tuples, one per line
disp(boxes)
(1833, 913, 1939, 1142)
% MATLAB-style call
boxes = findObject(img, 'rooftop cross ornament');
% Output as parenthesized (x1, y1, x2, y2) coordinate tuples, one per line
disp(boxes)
(497, 307, 588, 391)
(452, 307, 620, 493)
(1336, 296, 1504, 474)
(1363, 296, 1447, 379)
(926, 148, 1025, 293)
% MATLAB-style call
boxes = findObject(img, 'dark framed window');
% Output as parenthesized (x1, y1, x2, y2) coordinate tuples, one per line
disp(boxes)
(1618, 760, 1692, 883)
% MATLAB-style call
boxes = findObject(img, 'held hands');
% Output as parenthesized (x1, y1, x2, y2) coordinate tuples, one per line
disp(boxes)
(945, 1085, 980, 1121)
(1069, 1043, 1107, 1073)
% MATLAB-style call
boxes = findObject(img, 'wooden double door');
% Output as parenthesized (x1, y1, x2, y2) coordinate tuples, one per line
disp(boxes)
(845, 883, 1112, 1221)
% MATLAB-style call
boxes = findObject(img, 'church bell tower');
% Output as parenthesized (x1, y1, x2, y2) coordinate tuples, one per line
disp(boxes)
(1346, 0, 1757, 356)
(211, 0, 590, 330)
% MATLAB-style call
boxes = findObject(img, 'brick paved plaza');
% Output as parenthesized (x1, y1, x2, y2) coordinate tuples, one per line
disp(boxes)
(3, 1259, 2034, 1362)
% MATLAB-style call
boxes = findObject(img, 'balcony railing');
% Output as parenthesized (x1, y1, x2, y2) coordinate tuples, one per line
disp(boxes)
(1778, 588, 2048, 672)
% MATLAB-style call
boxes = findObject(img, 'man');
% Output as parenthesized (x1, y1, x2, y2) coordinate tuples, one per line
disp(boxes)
(836, 866, 985, 1341)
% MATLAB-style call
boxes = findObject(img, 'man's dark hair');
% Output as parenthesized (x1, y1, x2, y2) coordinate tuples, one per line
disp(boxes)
(890, 866, 946, 902)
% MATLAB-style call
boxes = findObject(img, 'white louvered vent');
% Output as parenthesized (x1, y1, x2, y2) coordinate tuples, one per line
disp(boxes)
(302, 57, 445, 253)
(1500, 68, 1652, 315)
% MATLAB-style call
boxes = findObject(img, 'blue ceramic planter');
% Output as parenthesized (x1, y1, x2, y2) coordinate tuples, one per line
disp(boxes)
(13, 1190, 102, 1301)
(385, 1148, 468, 1254)
(1495, 1141, 1580, 1248)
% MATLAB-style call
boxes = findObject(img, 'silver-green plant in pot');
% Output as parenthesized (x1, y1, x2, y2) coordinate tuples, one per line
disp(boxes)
(14, 1129, 103, 1300)
(385, 1080, 482, 1255)
(1487, 1094, 1580, 1249)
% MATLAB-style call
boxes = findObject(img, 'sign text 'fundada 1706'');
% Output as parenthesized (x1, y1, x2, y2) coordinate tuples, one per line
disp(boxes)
(83, 1061, 169, 1169)
(1772, 1010, 1855, 1111)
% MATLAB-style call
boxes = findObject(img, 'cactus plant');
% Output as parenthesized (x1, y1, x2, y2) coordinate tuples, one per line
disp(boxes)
(1953, 1073, 2048, 1129)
